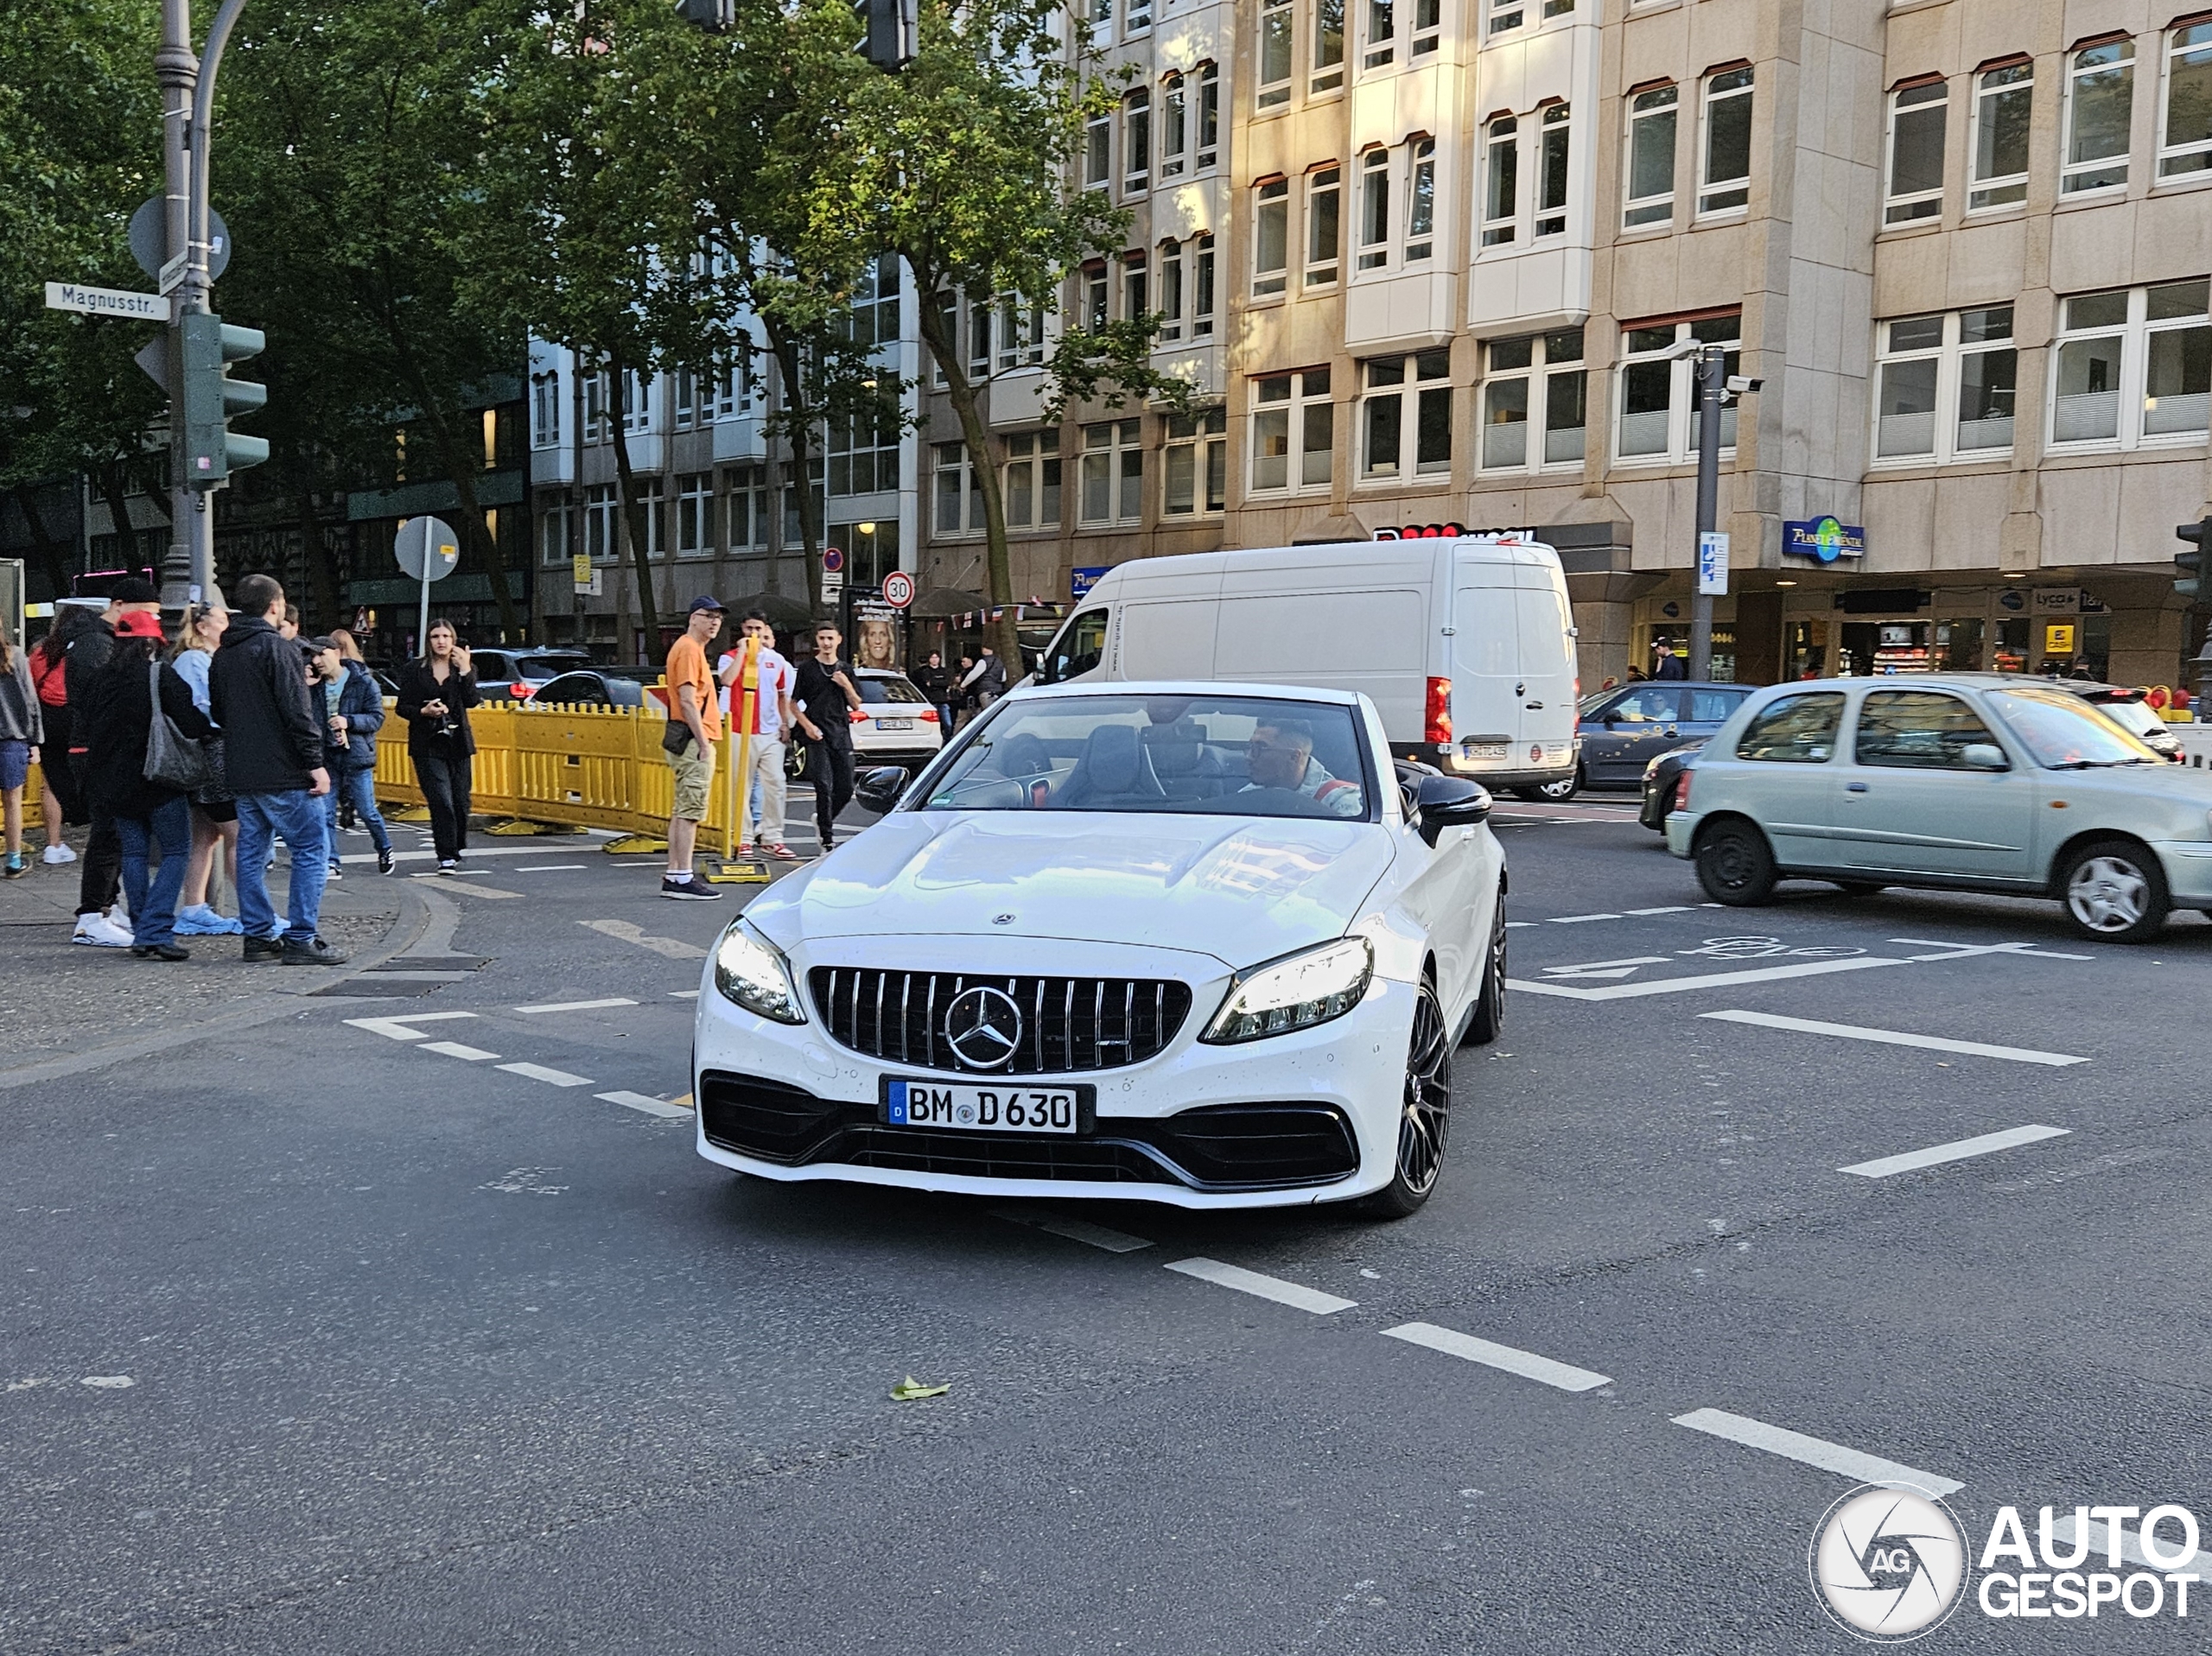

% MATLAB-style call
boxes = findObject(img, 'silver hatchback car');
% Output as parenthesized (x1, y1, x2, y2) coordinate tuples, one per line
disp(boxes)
(1666, 675, 2212, 942)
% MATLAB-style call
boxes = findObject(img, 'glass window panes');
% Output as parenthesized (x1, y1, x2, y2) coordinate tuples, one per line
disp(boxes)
(1259, 0, 1294, 107)
(1537, 105, 1571, 236)
(1306, 167, 1341, 286)
(1700, 67, 1753, 214)
(1079, 419, 1143, 526)
(1160, 74, 1186, 178)
(2162, 22, 2212, 177)
(1163, 409, 1227, 516)
(1254, 181, 1290, 295)
(1483, 117, 1519, 246)
(1854, 692, 1998, 768)
(1413, 0, 1440, 54)
(1970, 61, 2032, 209)
(1249, 370, 1332, 492)
(1192, 234, 1217, 336)
(1624, 86, 1678, 226)
(1406, 138, 1436, 259)
(1358, 149, 1390, 270)
(1085, 115, 1111, 189)
(1003, 431, 1062, 530)
(1123, 92, 1150, 194)
(1197, 66, 1219, 168)
(2046, 283, 2209, 447)
(1490, 0, 1522, 36)
(1735, 693, 1844, 762)
(1886, 79, 1946, 222)
(1616, 318, 1738, 461)
(2145, 282, 2210, 438)
(2063, 41, 2133, 194)
(1481, 329, 1583, 470)
(1365, 0, 1394, 67)
(1874, 309, 2015, 462)
(1313, 0, 1344, 92)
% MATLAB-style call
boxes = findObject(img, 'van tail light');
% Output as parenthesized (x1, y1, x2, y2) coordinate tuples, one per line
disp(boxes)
(919, 707, 940, 723)
(1425, 676, 1452, 746)
(1674, 771, 1694, 813)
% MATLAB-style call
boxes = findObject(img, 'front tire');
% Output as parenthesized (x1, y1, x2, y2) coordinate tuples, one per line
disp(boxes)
(1362, 980, 1452, 1219)
(1695, 819, 1777, 906)
(1464, 892, 1505, 1046)
(2060, 840, 2169, 942)
(1515, 766, 1581, 803)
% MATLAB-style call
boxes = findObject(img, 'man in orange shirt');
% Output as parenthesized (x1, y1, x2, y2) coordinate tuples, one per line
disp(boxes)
(662, 595, 725, 900)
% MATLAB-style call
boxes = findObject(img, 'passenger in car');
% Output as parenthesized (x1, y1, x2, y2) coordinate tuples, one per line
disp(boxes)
(1239, 720, 1363, 817)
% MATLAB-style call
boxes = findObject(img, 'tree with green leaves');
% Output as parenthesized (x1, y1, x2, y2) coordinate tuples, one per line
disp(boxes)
(812, 0, 1189, 666)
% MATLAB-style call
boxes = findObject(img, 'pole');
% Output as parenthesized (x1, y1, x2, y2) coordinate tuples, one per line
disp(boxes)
(417, 562, 431, 662)
(1688, 346, 1723, 683)
(185, 0, 248, 606)
(725, 634, 759, 860)
(155, 0, 198, 614)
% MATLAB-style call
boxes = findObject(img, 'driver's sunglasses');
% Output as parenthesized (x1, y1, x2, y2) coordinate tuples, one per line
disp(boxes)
(1245, 738, 1300, 758)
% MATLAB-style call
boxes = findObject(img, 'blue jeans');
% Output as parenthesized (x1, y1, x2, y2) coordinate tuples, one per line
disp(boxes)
(324, 767, 391, 860)
(237, 790, 329, 944)
(117, 795, 193, 948)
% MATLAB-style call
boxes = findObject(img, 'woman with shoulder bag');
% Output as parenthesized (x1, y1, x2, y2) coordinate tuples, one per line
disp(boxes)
(394, 619, 478, 873)
(73, 611, 213, 959)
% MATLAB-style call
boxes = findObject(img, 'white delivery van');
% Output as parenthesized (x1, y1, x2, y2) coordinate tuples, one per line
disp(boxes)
(1033, 536, 1580, 793)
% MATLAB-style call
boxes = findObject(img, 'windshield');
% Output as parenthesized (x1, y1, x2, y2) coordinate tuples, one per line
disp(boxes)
(922, 694, 1375, 820)
(1985, 688, 2164, 769)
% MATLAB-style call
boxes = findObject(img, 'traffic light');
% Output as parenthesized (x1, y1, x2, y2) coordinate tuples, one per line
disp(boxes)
(181, 313, 269, 488)
(2178, 517, 2212, 599)
(856, 0, 915, 70)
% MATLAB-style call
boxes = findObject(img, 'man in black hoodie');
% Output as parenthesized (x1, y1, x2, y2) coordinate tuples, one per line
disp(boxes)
(209, 574, 346, 965)
(67, 577, 162, 945)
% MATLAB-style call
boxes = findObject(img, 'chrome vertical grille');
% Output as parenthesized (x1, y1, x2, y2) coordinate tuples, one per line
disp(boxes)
(809, 968, 1192, 1075)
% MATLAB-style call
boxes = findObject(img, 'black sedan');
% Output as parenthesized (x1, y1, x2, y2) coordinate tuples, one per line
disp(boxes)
(523, 668, 658, 708)
(1639, 739, 1705, 831)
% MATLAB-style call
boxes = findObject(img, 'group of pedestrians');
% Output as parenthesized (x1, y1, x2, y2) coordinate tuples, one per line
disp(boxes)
(911, 645, 1005, 733)
(658, 598, 867, 901)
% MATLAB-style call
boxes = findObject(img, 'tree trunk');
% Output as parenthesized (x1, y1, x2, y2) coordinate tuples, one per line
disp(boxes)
(769, 332, 823, 618)
(605, 347, 664, 657)
(917, 296, 1021, 671)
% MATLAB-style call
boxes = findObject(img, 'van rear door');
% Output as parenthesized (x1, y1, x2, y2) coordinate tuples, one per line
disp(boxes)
(1449, 562, 1522, 771)
(1511, 566, 1578, 771)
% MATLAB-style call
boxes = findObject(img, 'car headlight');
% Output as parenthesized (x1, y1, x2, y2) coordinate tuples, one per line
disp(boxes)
(1201, 937, 1374, 1044)
(713, 919, 806, 1025)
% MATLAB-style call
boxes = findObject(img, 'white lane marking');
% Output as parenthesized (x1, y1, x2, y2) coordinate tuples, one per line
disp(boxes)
(1165, 1257, 1356, 1315)
(993, 1208, 1154, 1253)
(81, 1374, 135, 1389)
(1382, 1322, 1611, 1393)
(1698, 1010, 2089, 1066)
(1547, 913, 1622, 924)
(419, 1040, 500, 1061)
(1672, 1408, 1964, 1496)
(1840, 1125, 2072, 1179)
(580, 918, 709, 959)
(1541, 955, 1669, 980)
(1510, 956, 1903, 1001)
(1503, 921, 1537, 930)
(407, 876, 521, 898)
(343, 1012, 480, 1042)
(512, 864, 586, 872)
(596, 1090, 692, 1119)
(669, 990, 701, 999)
(1889, 937, 2095, 962)
(2047, 1513, 2212, 1580)
(340, 844, 589, 866)
(496, 1062, 594, 1088)
(1625, 905, 1694, 915)
(515, 998, 639, 1016)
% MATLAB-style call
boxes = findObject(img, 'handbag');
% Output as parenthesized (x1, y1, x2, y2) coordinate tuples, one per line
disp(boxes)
(143, 663, 214, 792)
(661, 718, 695, 756)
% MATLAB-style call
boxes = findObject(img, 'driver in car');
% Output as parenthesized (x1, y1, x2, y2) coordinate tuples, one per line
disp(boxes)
(1240, 720, 1364, 817)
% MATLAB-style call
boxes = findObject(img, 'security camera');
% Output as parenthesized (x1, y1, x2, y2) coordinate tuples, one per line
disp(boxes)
(1726, 375, 1764, 395)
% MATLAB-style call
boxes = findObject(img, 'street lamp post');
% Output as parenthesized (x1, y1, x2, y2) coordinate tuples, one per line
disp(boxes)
(1688, 346, 1724, 682)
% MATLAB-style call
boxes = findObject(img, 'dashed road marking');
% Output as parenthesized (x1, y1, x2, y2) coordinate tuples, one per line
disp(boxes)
(1548, 912, 1622, 924)
(419, 1040, 500, 1061)
(1382, 1323, 1612, 1393)
(670, 990, 700, 999)
(512, 864, 587, 872)
(1625, 905, 1694, 915)
(1541, 956, 1669, 980)
(1165, 1257, 1356, 1315)
(407, 877, 521, 898)
(343, 1012, 479, 1042)
(515, 998, 639, 1015)
(994, 1208, 1154, 1253)
(596, 1090, 691, 1119)
(581, 918, 709, 959)
(1840, 1125, 2072, 1179)
(1671, 1407, 1964, 1496)
(1510, 956, 1902, 1001)
(1699, 1010, 2089, 1066)
(496, 1062, 594, 1088)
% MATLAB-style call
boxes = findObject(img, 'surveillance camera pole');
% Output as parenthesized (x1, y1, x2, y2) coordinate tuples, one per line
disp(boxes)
(1688, 344, 1724, 682)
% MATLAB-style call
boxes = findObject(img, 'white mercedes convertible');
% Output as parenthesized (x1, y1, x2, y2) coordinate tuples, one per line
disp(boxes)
(692, 682, 1506, 1215)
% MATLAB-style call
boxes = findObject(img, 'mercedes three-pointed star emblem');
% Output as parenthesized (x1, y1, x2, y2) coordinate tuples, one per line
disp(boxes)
(943, 985, 1024, 1070)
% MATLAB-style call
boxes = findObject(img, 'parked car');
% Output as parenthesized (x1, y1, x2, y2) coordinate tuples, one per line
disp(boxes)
(1668, 674, 2212, 940)
(473, 649, 594, 701)
(1529, 681, 1754, 801)
(693, 682, 1505, 1215)
(2060, 682, 2185, 761)
(1640, 739, 1706, 830)
(846, 668, 944, 769)
(522, 668, 658, 708)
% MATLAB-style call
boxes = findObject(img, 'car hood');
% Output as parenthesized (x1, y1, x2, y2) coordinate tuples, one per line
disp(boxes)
(746, 811, 1395, 969)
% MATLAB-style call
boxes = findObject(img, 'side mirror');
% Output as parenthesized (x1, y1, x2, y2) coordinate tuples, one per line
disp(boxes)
(1961, 743, 2010, 772)
(1414, 775, 1492, 846)
(854, 765, 908, 815)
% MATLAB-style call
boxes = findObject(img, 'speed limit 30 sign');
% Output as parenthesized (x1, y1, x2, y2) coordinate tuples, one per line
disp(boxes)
(881, 570, 916, 608)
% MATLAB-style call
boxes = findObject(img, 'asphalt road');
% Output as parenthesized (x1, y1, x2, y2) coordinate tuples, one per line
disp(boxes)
(5, 794, 2211, 1653)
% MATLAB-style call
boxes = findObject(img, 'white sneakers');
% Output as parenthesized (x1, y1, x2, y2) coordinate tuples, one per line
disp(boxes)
(41, 844, 76, 865)
(72, 909, 133, 948)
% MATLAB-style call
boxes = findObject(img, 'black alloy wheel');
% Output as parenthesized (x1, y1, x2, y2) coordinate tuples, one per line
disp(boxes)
(1694, 819, 1777, 906)
(1363, 980, 1452, 1219)
(1465, 891, 1505, 1045)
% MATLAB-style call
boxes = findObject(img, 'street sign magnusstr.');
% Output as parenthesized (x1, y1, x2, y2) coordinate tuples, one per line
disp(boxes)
(45, 282, 170, 322)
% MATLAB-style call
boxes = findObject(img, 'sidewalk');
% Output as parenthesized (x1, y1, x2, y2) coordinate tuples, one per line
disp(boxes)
(0, 823, 407, 1075)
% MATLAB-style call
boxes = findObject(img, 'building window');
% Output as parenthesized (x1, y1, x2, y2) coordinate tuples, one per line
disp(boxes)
(531, 371, 562, 448)
(672, 369, 704, 431)
(1080, 264, 1109, 330)
(1126, 0, 1150, 35)
(1306, 167, 1341, 286)
(676, 473, 715, 556)
(1085, 112, 1111, 190)
(1616, 315, 1739, 461)
(620, 370, 651, 435)
(726, 464, 770, 549)
(1885, 79, 1947, 222)
(1159, 241, 1184, 339)
(1489, 0, 1520, 36)
(1360, 351, 1452, 480)
(2051, 281, 2212, 447)
(1624, 85, 1678, 227)
(1163, 409, 1228, 515)
(1969, 60, 2032, 209)
(1872, 308, 2018, 463)
(1089, 0, 1110, 32)
(1480, 328, 1585, 470)
(932, 442, 982, 536)
(931, 291, 955, 386)
(828, 395, 900, 496)
(1259, 0, 1294, 108)
(1357, 149, 1390, 270)
(1197, 65, 1220, 168)
(538, 503, 569, 566)
(1160, 73, 1186, 177)
(1482, 116, 1518, 245)
(1699, 67, 1753, 216)
(997, 296, 1046, 369)
(1123, 90, 1151, 194)
(1364, 0, 1395, 69)
(582, 370, 610, 443)
(2063, 41, 2133, 194)
(1313, 0, 1344, 92)
(968, 295, 992, 379)
(584, 482, 618, 561)
(1122, 251, 1148, 320)
(1079, 419, 1144, 526)
(1405, 139, 1437, 259)
(1412, 0, 1440, 55)
(844, 252, 901, 348)
(631, 479, 664, 555)
(710, 353, 750, 421)
(1193, 233, 1217, 335)
(1536, 104, 1570, 235)
(1250, 368, 1333, 492)
(1254, 180, 1290, 295)
(1003, 431, 1062, 530)
(2162, 22, 2212, 178)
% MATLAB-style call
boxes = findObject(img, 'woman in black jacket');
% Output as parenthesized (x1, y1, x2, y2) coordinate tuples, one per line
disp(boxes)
(393, 619, 479, 872)
(75, 612, 213, 959)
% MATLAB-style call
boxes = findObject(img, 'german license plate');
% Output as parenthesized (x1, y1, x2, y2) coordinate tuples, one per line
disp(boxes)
(881, 1078, 1088, 1134)
(877, 718, 914, 731)
(1462, 741, 1508, 761)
